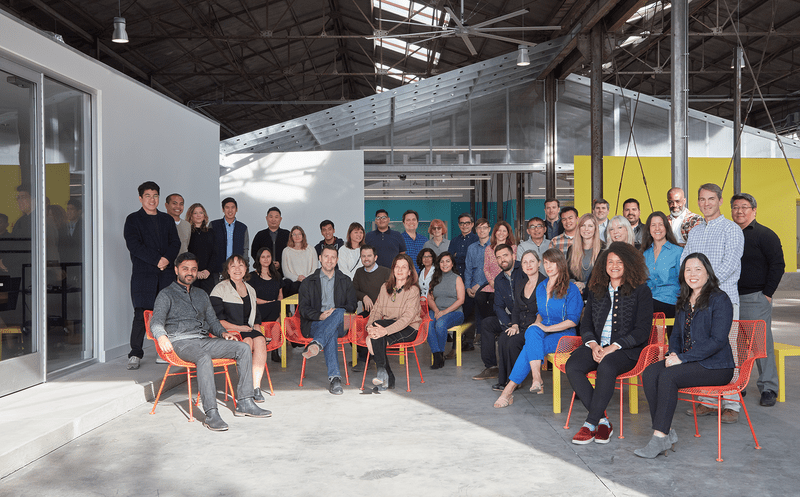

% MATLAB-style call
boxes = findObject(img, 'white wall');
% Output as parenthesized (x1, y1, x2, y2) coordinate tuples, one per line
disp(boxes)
(220, 151, 364, 255)
(0, 12, 221, 361)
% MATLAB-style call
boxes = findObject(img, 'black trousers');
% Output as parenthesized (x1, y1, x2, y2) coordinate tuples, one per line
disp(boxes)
(479, 317, 503, 368)
(642, 361, 734, 433)
(129, 307, 147, 359)
(652, 299, 676, 339)
(370, 319, 417, 368)
(565, 346, 639, 425)
(497, 328, 526, 384)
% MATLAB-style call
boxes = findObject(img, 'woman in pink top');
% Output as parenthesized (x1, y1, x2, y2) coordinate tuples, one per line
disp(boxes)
(482, 221, 517, 292)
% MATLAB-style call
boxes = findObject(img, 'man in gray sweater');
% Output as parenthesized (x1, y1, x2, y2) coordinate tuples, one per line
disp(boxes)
(150, 252, 271, 431)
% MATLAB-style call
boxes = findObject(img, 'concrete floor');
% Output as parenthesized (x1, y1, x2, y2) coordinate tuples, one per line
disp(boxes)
(2, 292, 799, 496)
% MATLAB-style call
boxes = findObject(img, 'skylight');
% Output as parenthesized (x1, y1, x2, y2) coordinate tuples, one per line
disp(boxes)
(374, 38, 441, 65)
(374, 0, 450, 26)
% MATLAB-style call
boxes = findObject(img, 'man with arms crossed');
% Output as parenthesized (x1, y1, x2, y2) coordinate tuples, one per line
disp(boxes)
(150, 252, 271, 431)
(731, 193, 784, 407)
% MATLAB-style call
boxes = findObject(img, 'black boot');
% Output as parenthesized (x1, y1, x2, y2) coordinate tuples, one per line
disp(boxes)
(203, 408, 229, 431)
(386, 364, 396, 390)
(234, 397, 272, 418)
(431, 352, 444, 370)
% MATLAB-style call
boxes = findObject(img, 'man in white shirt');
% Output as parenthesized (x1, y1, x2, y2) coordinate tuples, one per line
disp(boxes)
(667, 187, 703, 246)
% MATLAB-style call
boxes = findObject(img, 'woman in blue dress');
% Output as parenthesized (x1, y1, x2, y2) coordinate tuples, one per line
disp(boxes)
(641, 212, 681, 322)
(493, 248, 584, 407)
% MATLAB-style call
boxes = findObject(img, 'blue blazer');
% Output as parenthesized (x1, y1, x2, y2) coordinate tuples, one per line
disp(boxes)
(492, 263, 525, 327)
(210, 218, 248, 272)
(670, 290, 735, 369)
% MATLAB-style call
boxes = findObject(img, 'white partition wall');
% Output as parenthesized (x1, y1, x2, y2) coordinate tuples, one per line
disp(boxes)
(220, 151, 365, 247)
(0, 12, 220, 364)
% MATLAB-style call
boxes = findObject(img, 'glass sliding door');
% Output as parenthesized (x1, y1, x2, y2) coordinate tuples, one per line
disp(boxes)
(43, 77, 92, 374)
(0, 60, 45, 396)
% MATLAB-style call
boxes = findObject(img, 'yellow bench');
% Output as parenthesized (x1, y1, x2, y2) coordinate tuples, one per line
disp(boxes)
(775, 342, 800, 403)
(431, 323, 470, 367)
(0, 327, 23, 361)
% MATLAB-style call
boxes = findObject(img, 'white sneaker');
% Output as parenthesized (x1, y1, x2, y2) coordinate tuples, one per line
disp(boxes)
(127, 356, 141, 370)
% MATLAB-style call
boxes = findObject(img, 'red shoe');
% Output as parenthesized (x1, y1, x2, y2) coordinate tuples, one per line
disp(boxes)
(594, 423, 613, 444)
(572, 426, 595, 445)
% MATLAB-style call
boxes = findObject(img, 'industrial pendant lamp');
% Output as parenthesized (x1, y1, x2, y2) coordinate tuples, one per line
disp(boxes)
(112, 0, 129, 43)
(517, 45, 530, 66)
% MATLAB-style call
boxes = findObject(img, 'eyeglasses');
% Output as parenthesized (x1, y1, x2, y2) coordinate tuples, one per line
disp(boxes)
(529, 224, 545, 229)
(422, 255, 433, 259)
(731, 206, 752, 212)
(431, 226, 443, 231)
(375, 216, 388, 220)
(458, 221, 473, 226)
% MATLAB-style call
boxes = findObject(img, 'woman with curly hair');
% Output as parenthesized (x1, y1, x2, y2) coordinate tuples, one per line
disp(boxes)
(427, 251, 466, 369)
(565, 242, 654, 444)
(416, 247, 437, 298)
(493, 249, 583, 407)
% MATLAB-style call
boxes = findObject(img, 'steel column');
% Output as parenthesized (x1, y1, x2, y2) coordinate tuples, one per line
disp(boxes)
(590, 24, 604, 203)
(545, 74, 557, 200)
(671, 0, 689, 192)
(733, 46, 742, 193)
(516, 173, 525, 239)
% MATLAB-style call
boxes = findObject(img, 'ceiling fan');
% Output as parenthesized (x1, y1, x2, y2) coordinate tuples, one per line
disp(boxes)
(370, 0, 561, 56)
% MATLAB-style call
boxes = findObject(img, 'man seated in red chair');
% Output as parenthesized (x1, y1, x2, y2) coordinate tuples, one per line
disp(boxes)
(150, 252, 272, 431)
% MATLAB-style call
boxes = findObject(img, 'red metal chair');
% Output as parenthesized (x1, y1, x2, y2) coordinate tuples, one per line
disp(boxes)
(283, 314, 351, 386)
(563, 313, 667, 438)
(680, 319, 767, 462)
(352, 298, 431, 392)
(144, 310, 237, 422)
(260, 321, 284, 396)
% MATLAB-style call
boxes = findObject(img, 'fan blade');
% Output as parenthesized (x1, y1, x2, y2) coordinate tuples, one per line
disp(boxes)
(475, 32, 539, 46)
(471, 9, 528, 28)
(459, 33, 478, 55)
(445, 7, 466, 28)
(376, 18, 447, 28)
(368, 30, 453, 40)
(477, 26, 562, 32)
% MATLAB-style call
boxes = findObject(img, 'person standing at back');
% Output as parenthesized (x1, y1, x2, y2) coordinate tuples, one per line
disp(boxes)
(123, 181, 180, 370)
(250, 207, 290, 277)
(165, 193, 191, 255)
(401, 209, 427, 272)
(210, 197, 249, 279)
(365, 209, 406, 268)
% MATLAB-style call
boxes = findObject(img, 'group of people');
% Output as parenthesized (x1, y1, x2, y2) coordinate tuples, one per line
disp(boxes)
(128, 180, 785, 450)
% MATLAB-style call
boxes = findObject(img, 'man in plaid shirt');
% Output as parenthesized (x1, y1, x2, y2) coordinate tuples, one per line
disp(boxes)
(548, 207, 579, 257)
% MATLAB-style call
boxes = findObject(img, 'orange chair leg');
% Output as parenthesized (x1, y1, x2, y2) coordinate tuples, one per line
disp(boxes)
(186, 369, 195, 422)
(404, 348, 411, 392)
(299, 357, 307, 387)
(716, 401, 723, 462)
(412, 347, 425, 384)
(340, 345, 350, 386)
(360, 354, 370, 390)
(740, 393, 762, 450)
(618, 379, 625, 439)
(150, 365, 172, 415)
(264, 363, 275, 396)
(564, 392, 576, 430)
(691, 396, 701, 437)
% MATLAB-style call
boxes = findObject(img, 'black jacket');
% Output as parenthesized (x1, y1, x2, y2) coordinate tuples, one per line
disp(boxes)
(298, 267, 357, 337)
(251, 227, 291, 276)
(123, 208, 180, 309)
(510, 272, 547, 331)
(580, 282, 653, 361)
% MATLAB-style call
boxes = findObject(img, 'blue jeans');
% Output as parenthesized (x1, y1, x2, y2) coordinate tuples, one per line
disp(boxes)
(508, 325, 572, 385)
(309, 308, 347, 380)
(427, 310, 464, 353)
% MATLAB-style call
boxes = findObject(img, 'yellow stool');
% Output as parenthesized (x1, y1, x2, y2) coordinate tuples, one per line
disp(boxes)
(774, 342, 800, 402)
(545, 353, 562, 413)
(0, 327, 23, 360)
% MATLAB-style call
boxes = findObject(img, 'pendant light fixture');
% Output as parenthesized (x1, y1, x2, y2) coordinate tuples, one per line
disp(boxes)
(112, 0, 129, 43)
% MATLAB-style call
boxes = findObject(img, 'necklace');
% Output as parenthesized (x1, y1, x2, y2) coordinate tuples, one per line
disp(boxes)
(581, 250, 591, 271)
(391, 287, 403, 302)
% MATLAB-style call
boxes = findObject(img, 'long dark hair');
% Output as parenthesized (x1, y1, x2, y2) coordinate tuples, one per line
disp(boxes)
(429, 251, 458, 293)
(385, 254, 419, 293)
(640, 211, 678, 252)
(542, 248, 570, 299)
(588, 242, 648, 297)
(253, 247, 280, 280)
(675, 253, 721, 312)
(416, 247, 436, 271)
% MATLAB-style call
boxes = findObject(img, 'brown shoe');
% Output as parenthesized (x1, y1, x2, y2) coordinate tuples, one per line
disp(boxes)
(721, 408, 739, 424)
(472, 366, 499, 381)
(686, 404, 717, 417)
(445, 349, 457, 360)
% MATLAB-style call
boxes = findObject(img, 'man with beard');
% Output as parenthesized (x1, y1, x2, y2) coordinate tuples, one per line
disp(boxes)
(150, 252, 272, 431)
(666, 187, 703, 246)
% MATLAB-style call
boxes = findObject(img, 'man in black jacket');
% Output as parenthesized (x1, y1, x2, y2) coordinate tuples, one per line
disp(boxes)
(123, 181, 180, 370)
(250, 206, 290, 276)
(297, 245, 357, 394)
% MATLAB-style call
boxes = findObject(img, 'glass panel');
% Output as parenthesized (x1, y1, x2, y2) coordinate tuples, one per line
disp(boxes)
(0, 69, 36, 362)
(44, 77, 92, 371)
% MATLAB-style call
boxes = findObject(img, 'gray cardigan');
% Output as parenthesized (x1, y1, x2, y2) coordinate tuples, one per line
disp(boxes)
(150, 281, 227, 342)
